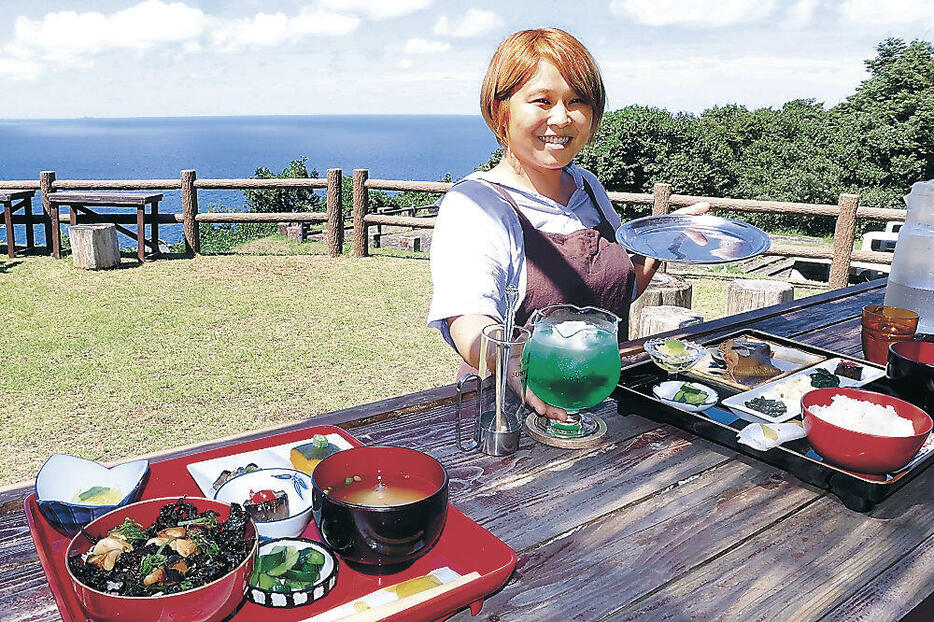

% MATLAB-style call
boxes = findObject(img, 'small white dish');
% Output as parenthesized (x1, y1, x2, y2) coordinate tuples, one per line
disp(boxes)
(35, 454, 149, 534)
(214, 468, 314, 540)
(652, 381, 718, 412)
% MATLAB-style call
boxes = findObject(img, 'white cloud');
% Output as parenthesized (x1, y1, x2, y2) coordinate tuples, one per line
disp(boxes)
(602, 54, 867, 111)
(403, 38, 450, 54)
(610, 0, 777, 27)
(838, 0, 934, 25)
(0, 56, 40, 80)
(783, 0, 819, 28)
(605, 55, 864, 82)
(210, 8, 359, 51)
(0, 1, 361, 75)
(319, 0, 431, 20)
(8, 1, 208, 64)
(433, 9, 502, 38)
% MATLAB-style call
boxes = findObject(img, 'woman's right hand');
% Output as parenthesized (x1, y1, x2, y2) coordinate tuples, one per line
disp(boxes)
(503, 346, 569, 422)
(523, 386, 570, 422)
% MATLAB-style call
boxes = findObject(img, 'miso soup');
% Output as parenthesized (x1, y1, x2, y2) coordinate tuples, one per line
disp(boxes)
(328, 474, 436, 507)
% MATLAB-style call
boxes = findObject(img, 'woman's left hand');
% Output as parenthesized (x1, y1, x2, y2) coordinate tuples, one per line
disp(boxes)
(671, 201, 710, 216)
(670, 202, 711, 246)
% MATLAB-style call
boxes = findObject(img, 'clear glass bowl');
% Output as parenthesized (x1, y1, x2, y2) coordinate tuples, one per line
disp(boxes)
(644, 338, 705, 375)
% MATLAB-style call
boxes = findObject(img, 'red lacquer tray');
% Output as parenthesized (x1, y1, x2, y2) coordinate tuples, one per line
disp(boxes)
(26, 425, 517, 621)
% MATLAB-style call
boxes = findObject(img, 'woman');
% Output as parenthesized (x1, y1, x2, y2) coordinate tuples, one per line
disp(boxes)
(428, 28, 707, 420)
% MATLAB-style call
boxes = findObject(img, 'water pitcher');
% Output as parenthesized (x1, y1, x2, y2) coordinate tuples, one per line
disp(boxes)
(884, 180, 934, 334)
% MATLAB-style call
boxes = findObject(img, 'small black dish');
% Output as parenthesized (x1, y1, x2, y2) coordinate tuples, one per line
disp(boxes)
(247, 537, 338, 608)
(887, 340, 934, 413)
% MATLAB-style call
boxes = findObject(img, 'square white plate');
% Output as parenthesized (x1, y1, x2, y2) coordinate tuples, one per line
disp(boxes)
(722, 358, 885, 423)
(186, 433, 354, 497)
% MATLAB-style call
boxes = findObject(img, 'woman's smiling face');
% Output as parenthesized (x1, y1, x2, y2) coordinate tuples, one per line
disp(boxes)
(503, 61, 594, 174)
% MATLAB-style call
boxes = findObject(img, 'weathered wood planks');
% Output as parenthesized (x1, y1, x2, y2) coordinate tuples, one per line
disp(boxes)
(2, 279, 927, 622)
(610, 463, 934, 621)
(457, 461, 819, 621)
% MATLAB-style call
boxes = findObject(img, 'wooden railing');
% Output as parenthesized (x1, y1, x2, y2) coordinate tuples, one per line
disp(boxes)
(0, 170, 907, 289)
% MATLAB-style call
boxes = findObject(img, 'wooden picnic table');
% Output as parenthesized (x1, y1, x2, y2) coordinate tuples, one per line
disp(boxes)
(46, 192, 163, 262)
(1, 278, 931, 621)
(1, 189, 39, 258)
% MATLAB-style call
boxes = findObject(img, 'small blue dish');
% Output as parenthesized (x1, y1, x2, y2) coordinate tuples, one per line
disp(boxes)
(35, 454, 149, 535)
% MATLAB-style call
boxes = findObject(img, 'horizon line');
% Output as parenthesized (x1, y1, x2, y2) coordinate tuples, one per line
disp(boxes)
(0, 113, 488, 122)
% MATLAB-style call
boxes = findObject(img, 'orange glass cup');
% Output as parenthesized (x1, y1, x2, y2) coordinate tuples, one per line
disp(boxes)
(861, 304, 919, 364)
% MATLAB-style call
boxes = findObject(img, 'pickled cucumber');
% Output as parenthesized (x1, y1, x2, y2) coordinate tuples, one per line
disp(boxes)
(251, 544, 327, 594)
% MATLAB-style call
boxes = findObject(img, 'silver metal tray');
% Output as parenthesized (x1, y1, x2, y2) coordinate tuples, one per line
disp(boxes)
(615, 214, 771, 264)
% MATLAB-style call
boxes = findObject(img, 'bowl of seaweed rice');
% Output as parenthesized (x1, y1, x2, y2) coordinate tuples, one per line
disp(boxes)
(65, 497, 257, 622)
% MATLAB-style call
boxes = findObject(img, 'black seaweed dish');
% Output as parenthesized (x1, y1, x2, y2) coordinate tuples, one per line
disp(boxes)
(68, 498, 253, 596)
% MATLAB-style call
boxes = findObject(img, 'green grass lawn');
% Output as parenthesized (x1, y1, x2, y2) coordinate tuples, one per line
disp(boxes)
(0, 236, 824, 486)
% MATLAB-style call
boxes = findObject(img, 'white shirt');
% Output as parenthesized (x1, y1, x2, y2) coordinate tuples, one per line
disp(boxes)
(427, 164, 625, 350)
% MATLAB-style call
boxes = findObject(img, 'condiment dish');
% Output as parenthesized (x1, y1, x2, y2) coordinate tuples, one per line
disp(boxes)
(247, 537, 338, 608)
(651, 380, 718, 412)
(35, 454, 149, 536)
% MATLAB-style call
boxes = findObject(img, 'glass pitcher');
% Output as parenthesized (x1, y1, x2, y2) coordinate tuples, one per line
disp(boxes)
(884, 180, 934, 334)
(523, 304, 622, 438)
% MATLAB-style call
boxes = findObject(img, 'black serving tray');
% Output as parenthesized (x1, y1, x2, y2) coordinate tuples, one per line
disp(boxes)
(614, 329, 933, 512)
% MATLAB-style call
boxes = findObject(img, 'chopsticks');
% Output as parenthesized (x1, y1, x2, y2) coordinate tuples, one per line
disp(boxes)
(302, 571, 481, 622)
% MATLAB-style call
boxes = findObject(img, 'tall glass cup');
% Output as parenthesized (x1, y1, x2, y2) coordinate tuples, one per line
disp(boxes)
(455, 324, 530, 456)
(861, 304, 918, 364)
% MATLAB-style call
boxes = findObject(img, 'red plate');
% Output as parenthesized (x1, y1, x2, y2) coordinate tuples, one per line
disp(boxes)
(26, 425, 517, 621)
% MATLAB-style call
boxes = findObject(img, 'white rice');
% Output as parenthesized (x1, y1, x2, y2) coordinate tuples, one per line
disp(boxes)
(810, 394, 915, 437)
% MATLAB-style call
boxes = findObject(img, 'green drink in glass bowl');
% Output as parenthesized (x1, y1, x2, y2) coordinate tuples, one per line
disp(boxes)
(522, 305, 622, 438)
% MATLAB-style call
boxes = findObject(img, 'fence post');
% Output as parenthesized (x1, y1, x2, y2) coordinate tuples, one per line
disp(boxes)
(326, 168, 343, 257)
(653, 183, 672, 273)
(829, 193, 860, 290)
(40, 171, 60, 258)
(181, 169, 200, 256)
(352, 169, 369, 257)
(652, 183, 672, 216)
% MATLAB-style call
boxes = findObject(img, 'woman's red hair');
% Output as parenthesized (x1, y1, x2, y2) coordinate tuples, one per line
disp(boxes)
(481, 28, 606, 146)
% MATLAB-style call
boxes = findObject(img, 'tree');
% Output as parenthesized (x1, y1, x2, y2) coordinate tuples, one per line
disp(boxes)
(832, 38, 934, 208)
(244, 157, 322, 213)
(577, 105, 682, 192)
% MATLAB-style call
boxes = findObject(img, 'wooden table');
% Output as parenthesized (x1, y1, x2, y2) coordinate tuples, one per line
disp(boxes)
(2, 279, 932, 621)
(1, 189, 38, 258)
(46, 192, 163, 261)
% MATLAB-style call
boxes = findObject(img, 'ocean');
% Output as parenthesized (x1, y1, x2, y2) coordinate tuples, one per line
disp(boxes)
(0, 115, 499, 245)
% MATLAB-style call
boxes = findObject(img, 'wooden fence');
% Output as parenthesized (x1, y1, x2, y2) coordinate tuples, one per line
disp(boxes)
(0, 169, 908, 289)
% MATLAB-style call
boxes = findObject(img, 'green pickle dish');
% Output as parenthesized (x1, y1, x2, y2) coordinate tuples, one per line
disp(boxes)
(251, 544, 326, 592)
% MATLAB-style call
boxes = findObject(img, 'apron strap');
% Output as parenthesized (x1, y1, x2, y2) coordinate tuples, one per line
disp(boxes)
(483, 178, 612, 236)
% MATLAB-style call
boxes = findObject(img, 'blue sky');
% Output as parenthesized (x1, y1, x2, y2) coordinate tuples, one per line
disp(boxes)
(0, 0, 932, 119)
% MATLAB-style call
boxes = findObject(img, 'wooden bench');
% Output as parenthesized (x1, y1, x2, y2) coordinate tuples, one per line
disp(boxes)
(46, 192, 163, 262)
(0, 189, 39, 258)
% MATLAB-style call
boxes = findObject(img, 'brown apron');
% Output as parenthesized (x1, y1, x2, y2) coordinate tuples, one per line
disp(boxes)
(486, 179, 636, 336)
(455, 179, 636, 379)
